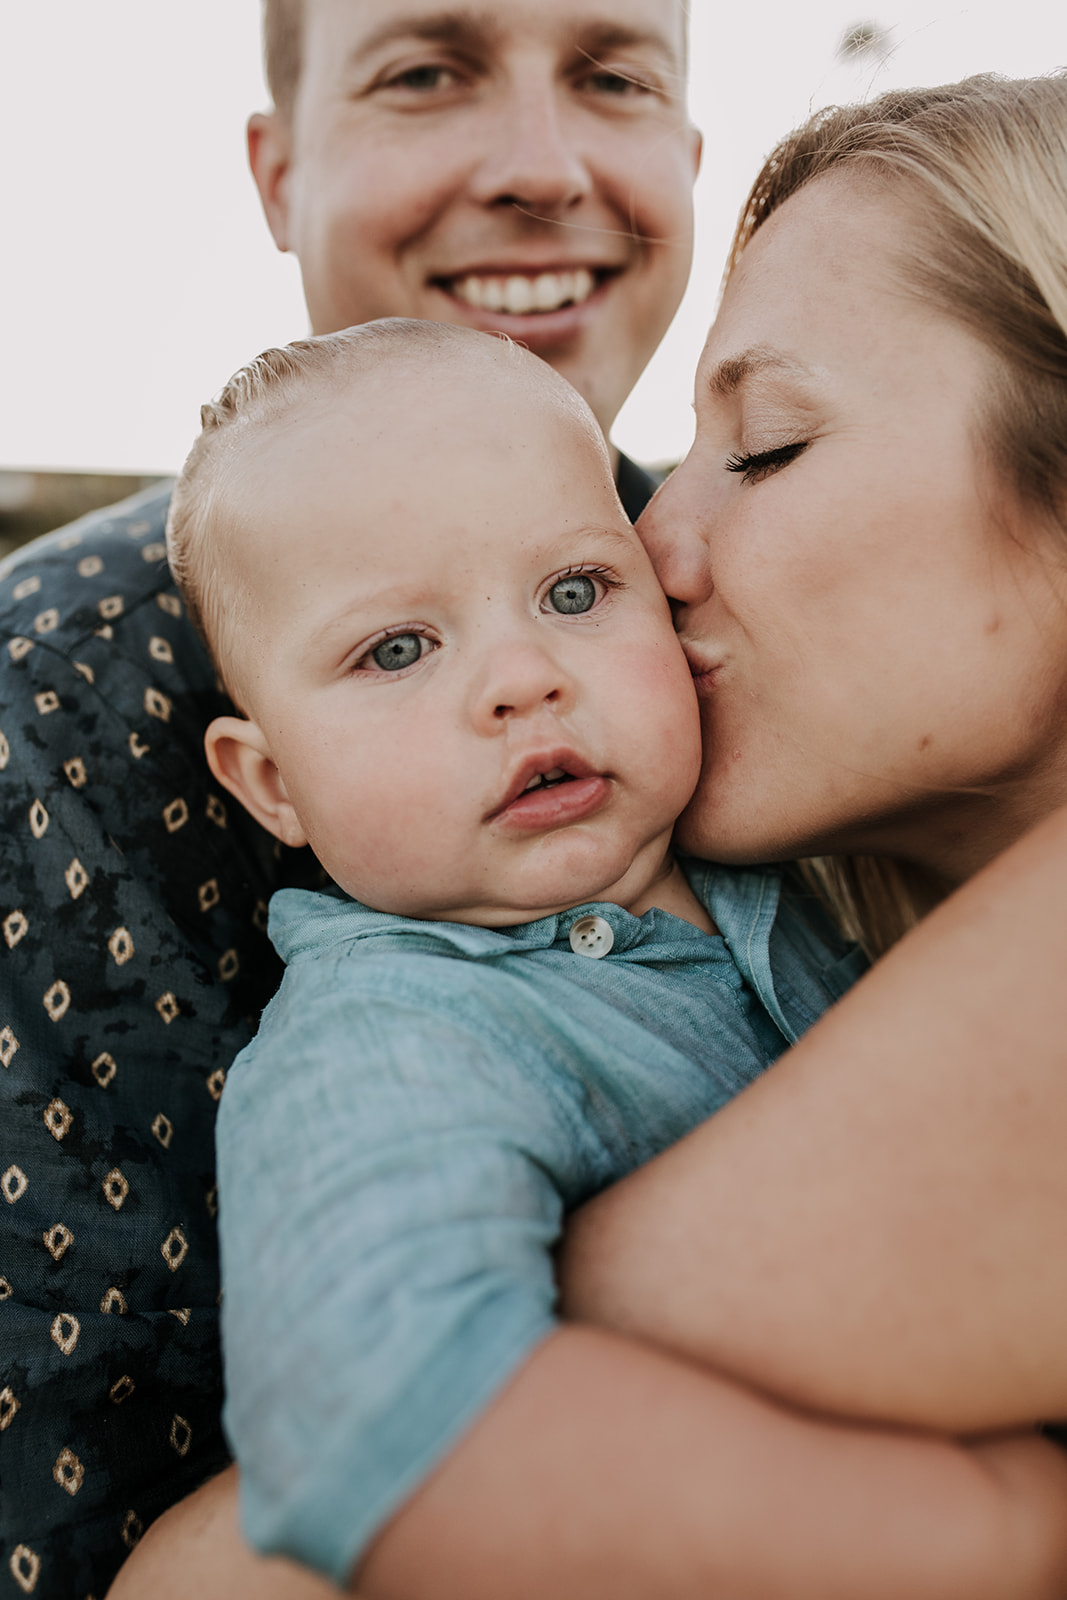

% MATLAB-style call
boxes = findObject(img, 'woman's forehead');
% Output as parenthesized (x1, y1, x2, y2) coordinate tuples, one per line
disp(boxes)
(703, 176, 926, 368)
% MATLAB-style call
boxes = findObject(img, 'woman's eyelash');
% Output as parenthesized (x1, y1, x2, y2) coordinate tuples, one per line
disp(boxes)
(725, 441, 809, 484)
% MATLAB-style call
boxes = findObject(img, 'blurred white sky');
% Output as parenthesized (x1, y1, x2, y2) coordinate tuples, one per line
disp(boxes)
(1, 1, 1063, 474)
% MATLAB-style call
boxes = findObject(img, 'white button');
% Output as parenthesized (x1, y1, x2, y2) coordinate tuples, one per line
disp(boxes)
(568, 914, 614, 959)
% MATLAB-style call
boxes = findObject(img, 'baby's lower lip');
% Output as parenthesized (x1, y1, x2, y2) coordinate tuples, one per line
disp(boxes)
(495, 775, 611, 832)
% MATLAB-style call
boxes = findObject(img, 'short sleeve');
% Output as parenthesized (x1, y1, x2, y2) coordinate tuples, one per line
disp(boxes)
(217, 957, 571, 1583)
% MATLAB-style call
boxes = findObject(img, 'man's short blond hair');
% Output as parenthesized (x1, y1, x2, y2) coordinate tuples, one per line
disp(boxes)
(261, 0, 302, 116)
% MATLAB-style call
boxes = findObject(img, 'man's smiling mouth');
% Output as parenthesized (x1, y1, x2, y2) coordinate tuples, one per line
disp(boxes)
(445, 268, 598, 316)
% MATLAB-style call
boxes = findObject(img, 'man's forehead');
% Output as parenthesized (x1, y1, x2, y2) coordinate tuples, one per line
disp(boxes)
(302, 0, 687, 59)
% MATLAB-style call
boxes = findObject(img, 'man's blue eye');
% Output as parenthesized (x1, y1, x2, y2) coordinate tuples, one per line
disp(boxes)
(372, 634, 423, 670)
(548, 575, 597, 614)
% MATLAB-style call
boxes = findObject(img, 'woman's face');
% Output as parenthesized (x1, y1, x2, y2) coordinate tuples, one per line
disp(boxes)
(639, 173, 1067, 882)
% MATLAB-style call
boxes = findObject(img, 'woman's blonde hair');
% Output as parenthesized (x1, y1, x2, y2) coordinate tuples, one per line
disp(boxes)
(726, 73, 1067, 954)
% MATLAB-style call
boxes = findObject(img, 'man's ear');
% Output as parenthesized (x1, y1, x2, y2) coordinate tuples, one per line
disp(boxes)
(688, 122, 704, 182)
(205, 716, 308, 848)
(247, 111, 294, 253)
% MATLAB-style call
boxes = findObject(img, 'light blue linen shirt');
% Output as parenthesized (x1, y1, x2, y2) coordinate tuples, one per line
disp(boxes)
(217, 861, 866, 1581)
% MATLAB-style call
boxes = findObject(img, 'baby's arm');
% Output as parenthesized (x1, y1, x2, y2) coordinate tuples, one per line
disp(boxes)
(559, 803, 1067, 1434)
(217, 971, 565, 1583)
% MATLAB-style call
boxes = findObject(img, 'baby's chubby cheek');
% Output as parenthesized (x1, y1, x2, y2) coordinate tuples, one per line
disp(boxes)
(311, 787, 463, 912)
(623, 636, 703, 816)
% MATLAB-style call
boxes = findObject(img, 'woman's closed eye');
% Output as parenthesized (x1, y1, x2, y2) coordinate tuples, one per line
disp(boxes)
(725, 441, 809, 485)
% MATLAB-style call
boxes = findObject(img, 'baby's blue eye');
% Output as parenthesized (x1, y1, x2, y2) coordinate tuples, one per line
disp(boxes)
(372, 634, 423, 671)
(547, 575, 597, 615)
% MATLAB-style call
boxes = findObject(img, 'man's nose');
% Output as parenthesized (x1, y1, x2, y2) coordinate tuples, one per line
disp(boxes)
(468, 75, 593, 215)
(636, 466, 716, 610)
(470, 636, 575, 733)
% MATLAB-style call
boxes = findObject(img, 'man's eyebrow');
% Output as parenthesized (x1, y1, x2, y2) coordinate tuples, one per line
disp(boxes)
(344, 9, 501, 64)
(704, 349, 815, 399)
(345, 11, 679, 68)
(574, 22, 682, 66)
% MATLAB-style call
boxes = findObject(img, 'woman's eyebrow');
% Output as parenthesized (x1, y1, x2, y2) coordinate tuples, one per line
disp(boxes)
(705, 349, 814, 399)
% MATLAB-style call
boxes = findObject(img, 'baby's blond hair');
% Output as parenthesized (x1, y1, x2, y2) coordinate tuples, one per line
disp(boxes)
(166, 320, 530, 695)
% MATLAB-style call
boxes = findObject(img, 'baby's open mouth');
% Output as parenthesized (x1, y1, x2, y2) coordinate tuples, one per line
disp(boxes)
(488, 752, 605, 824)
(523, 766, 573, 792)
(442, 268, 599, 316)
(492, 763, 610, 831)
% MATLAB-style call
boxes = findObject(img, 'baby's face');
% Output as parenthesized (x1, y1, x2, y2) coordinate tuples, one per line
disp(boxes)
(213, 351, 701, 924)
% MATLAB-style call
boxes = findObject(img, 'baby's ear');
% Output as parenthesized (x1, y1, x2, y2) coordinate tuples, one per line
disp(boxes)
(204, 716, 308, 849)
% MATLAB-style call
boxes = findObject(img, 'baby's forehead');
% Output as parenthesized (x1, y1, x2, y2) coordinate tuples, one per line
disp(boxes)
(215, 341, 614, 581)
(333, 338, 593, 428)
(240, 357, 597, 490)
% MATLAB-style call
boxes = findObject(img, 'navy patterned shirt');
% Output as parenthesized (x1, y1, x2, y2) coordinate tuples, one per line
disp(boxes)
(0, 484, 323, 1598)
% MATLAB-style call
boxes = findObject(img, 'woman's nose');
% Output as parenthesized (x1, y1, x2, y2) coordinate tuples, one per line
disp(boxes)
(636, 462, 715, 609)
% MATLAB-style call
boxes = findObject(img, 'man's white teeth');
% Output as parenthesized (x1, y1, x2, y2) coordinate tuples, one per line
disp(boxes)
(451, 268, 596, 315)
(523, 767, 568, 792)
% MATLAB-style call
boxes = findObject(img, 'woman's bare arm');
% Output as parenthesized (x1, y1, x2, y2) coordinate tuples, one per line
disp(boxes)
(560, 805, 1067, 1434)
(108, 1328, 1067, 1600)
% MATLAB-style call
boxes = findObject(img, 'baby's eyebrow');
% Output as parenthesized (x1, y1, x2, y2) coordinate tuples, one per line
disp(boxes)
(307, 526, 637, 652)
(522, 524, 641, 565)
(574, 525, 643, 551)
(308, 583, 430, 653)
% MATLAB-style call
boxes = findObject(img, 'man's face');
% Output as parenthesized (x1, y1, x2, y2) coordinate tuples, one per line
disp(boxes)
(211, 340, 701, 926)
(250, 0, 700, 436)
